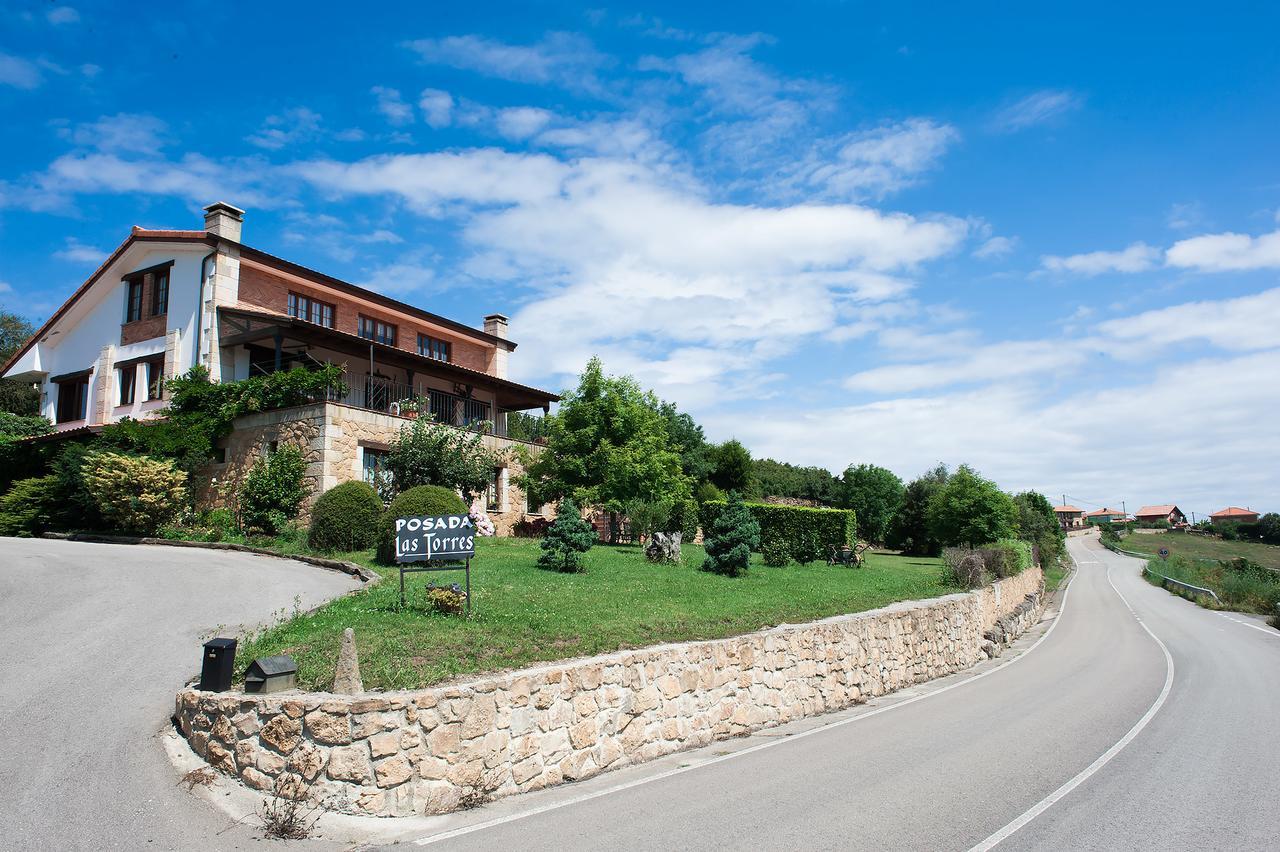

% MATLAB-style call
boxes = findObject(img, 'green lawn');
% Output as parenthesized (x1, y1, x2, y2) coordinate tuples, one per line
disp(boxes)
(236, 537, 955, 691)
(1141, 553, 1280, 617)
(1117, 530, 1280, 572)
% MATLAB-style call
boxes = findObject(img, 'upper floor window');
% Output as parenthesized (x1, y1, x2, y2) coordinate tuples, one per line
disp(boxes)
(125, 279, 145, 323)
(55, 374, 90, 423)
(358, 315, 396, 346)
(151, 271, 169, 316)
(288, 291, 335, 328)
(417, 334, 451, 362)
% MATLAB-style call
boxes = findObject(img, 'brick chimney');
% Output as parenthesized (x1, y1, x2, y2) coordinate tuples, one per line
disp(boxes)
(203, 201, 244, 242)
(484, 314, 509, 378)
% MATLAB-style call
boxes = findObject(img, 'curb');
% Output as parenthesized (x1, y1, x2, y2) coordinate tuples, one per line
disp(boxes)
(39, 532, 379, 583)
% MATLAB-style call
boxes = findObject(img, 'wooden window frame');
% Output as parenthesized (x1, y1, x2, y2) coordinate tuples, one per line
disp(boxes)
(144, 357, 165, 401)
(417, 333, 451, 362)
(117, 364, 136, 406)
(287, 291, 336, 328)
(150, 270, 169, 316)
(55, 375, 90, 423)
(358, 315, 397, 347)
(125, 279, 144, 323)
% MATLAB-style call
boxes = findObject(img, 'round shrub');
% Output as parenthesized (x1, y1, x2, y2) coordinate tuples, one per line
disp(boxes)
(376, 485, 468, 563)
(309, 480, 383, 552)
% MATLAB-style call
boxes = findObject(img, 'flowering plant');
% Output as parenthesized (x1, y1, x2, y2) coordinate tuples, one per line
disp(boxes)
(424, 582, 467, 615)
(470, 496, 496, 536)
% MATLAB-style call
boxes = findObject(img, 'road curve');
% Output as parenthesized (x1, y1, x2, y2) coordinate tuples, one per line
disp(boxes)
(0, 538, 361, 852)
(405, 534, 1280, 851)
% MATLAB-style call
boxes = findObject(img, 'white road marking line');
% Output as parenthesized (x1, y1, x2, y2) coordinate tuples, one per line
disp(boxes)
(412, 568, 1081, 846)
(1220, 613, 1280, 638)
(967, 560, 1175, 852)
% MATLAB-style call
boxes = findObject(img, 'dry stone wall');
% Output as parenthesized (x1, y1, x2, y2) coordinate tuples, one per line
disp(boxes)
(175, 567, 1043, 817)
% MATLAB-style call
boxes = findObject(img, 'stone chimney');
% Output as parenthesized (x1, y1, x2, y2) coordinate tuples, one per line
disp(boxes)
(203, 201, 245, 243)
(484, 314, 509, 379)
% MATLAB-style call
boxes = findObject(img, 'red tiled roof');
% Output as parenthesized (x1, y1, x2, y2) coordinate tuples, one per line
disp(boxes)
(1210, 507, 1258, 519)
(1054, 506, 1084, 513)
(1135, 505, 1179, 517)
(1086, 507, 1125, 517)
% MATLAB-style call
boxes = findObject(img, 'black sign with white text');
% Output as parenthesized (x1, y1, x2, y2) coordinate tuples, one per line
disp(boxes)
(395, 514, 476, 562)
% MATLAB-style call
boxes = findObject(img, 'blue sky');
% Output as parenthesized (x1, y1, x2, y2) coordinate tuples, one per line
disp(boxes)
(3, 1, 1280, 514)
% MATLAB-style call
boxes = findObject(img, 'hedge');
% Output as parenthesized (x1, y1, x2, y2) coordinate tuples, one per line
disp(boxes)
(699, 501, 855, 564)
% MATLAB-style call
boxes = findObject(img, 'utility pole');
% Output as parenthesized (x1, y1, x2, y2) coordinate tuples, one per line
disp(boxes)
(1122, 500, 1126, 519)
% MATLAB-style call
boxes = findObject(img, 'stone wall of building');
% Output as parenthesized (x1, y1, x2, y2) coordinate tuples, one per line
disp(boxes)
(175, 567, 1044, 817)
(198, 402, 548, 531)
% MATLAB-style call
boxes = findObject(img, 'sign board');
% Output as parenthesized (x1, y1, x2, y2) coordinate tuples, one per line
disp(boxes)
(1158, 547, 1170, 559)
(395, 514, 476, 563)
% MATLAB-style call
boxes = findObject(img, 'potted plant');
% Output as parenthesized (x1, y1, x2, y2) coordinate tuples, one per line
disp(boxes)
(396, 398, 421, 420)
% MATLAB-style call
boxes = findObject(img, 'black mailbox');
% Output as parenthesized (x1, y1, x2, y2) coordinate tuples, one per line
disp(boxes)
(245, 655, 298, 694)
(200, 637, 237, 692)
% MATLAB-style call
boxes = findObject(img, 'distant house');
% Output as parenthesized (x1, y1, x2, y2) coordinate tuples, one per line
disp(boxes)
(1134, 505, 1187, 526)
(1209, 507, 1260, 526)
(1085, 508, 1127, 524)
(1054, 505, 1085, 529)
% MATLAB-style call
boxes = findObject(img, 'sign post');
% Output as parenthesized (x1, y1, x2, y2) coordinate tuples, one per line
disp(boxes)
(394, 514, 476, 612)
(1158, 546, 1170, 561)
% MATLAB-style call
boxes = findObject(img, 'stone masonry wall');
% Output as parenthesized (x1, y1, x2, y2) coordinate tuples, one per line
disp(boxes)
(175, 568, 1044, 817)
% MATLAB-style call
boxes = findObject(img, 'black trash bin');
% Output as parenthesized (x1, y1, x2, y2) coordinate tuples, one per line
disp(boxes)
(200, 637, 237, 692)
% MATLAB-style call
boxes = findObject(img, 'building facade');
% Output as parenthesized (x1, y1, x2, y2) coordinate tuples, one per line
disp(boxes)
(1209, 507, 1260, 526)
(2, 202, 559, 529)
(1053, 505, 1085, 529)
(1134, 505, 1187, 526)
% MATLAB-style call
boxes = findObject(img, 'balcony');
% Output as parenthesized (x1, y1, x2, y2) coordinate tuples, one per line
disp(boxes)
(329, 373, 547, 442)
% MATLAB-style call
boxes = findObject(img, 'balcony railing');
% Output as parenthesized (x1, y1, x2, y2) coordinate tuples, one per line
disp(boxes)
(328, 374, 546, 441)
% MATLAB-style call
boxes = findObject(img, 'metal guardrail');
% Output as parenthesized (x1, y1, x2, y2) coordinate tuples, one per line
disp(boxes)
(1141, 565, 1222, 604)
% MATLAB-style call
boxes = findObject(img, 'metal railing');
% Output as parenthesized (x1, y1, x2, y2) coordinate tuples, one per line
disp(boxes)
(327, 373, 546, 441)
(1142, 564, 1222, 604)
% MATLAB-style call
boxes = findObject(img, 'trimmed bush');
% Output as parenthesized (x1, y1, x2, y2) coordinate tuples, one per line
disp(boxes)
(538, 499, 596, 573)
(0, 475, 60, 536)
(240, 444, 309, 535)
(978, 538, 1033, 578)
(942, 547, 987, 588)
(700, 501, 854, 564)
(376, 485, 468, 563)
(761, 538, 791, 567)
(308, 481, 383, 552)
(81, 451, 187, 535)
(701, 492, 760, 577)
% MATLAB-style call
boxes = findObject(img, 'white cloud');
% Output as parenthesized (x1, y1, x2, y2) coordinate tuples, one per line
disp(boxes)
(496, 107, 553, 140)
(62, 113, 169, 154)
(797, 119, 959, 200)
(1095, 287, 1280, 352)
(80, 63, 101, 78)
(0, 52, 43, 89)
(1166, 201, 1206, 231)
(371, 86, 413, 125)
(974, 235, 1017, 259)
(1041, 241, 1159, 275)
(992, 89, 1083, 132)
(358, 253, 440, 297)
(1165, 228, 1280, 271)
(405, 32, 608, 93)
(246, 107, 323, 150)
(47, 7, 80, 25)
(54, 237, 106, 264)
(418, 89, 454, 128)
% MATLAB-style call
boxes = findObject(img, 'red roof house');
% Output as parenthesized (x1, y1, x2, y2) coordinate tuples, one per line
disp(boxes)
(1209, 507, 1260, 525)
(1134, 505, 1187, 526)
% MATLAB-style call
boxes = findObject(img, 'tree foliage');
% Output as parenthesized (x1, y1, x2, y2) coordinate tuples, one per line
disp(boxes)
(1012, 490, 1065, 567)
(751, 458, 840, 505)
(521, 358, 691, 530)
(239, 444, 309, 535)
(709, 439, 755, 495)
(537, 499, 596, 573)
(659, 401, 716, 485)
(0, 310, 39, 416)
(926, 465, 1018, 549)
(386, 416, 500, 498)
(839, 463, 904, 544)
(887, 463, 950, 556)
(701, 492, 760, 577)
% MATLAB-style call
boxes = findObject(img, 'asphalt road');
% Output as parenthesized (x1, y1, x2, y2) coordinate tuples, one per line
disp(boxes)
(402, 534, 1280, 851)
(0, 538, 361, 852)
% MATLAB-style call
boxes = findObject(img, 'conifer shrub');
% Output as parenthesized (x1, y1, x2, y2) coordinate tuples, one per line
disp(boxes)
(537, 499, 596, 573)
(701, 492, 760, 577)
(81, 451, 187, 535)
(308, 480, 383, 552)
(375, 485, 468, 563)
(0, 475, 60, 536)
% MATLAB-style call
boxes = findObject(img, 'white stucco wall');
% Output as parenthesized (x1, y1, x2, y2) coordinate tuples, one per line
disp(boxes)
(4, 242, 211, 426)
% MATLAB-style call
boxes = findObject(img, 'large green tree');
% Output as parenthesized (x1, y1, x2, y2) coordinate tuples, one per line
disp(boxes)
(521, 358, 691, 541)
(0, 309, 40, 415)
(887, 463, 950, 556)
(926, 465, 1018, 548)
(751, 458, 839, 505)
(839, 463, 905, 544)
(1013, 490, 1066, 567)
(710, 439, 755, 495)
(659, 401, 716, 485)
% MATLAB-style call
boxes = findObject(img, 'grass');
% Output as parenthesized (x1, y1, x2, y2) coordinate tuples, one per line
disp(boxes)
(1043, 561, 1068, 593)
(1141, 553, 1280, 617)
(1118, 530, 1280, 572)
(235, 537, 955, 692)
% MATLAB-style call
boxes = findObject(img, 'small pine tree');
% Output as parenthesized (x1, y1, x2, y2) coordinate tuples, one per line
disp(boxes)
(538, 499, 596, 573)
(701, 491, 760, 577)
